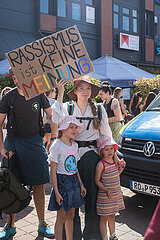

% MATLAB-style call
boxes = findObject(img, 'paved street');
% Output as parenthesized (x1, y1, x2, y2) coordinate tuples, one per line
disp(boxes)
(0, 183, 158, 240)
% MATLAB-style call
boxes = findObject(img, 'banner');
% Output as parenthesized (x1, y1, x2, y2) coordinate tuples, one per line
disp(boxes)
(6, 25, 94, 99)
(120, 33, 139, 51)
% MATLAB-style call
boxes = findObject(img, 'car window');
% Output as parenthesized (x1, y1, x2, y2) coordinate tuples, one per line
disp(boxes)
(146, 94, 160, 111)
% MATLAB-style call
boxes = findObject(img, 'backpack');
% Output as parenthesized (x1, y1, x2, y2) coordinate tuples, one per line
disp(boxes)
(0, 156, 32, 217)
(67, 102, 102, 120)
(67, 102, 102, 130)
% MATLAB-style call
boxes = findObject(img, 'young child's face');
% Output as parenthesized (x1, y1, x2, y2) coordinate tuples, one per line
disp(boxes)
(62, 123, 79, 140)
(101, 145, 115, 159)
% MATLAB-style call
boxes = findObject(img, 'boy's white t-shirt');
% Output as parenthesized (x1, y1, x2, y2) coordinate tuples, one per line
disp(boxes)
(48, 139, 80, 175)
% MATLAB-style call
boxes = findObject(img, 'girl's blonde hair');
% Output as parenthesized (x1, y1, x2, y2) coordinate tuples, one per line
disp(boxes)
(113, 87, 122, 99)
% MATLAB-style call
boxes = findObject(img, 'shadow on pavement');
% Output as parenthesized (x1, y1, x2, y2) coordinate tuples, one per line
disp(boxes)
(0, 205, 34, 227)
(116, 192, 159, 236)
(35, 232, 45, 239)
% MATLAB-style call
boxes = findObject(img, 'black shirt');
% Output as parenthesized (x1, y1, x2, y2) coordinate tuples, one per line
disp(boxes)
(0, 88, 50, 137)
(103, 98, 115, 118)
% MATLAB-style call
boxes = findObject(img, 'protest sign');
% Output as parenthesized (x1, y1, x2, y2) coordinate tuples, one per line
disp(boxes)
(6, 25, 94, 99)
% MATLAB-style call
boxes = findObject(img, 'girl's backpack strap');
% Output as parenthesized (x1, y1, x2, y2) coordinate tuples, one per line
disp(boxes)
(68, 102, 74, 115)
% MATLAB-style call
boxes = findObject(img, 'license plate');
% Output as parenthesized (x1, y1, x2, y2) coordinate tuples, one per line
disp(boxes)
(130, 180, 160, 196)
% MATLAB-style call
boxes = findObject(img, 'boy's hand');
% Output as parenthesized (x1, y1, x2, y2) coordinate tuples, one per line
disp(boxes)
(80, 185, 87, 197)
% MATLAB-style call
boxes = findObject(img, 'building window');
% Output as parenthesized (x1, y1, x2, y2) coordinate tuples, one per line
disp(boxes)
(58, 0, 66, 18)
(114, 4, 119, 12)
(72, 3, 81, 21)
(122, 7, 129, 15)
(133, 10, 138, 33)
(114, 14, 119, 29)
(123, 16, 129, 31)
(113, 4, 119, 29)
(40, 0, 48, 14)
(145, 11, 154, 37)
(86, 0, 94, 5)
(122, 7, 130, 31)
(86, 6, 95, 23)
(154, 16, 159, 39)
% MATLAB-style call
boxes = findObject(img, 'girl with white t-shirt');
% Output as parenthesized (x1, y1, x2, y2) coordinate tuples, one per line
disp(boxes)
(48, 115, 86, 240)
(52, 76, 121, 240)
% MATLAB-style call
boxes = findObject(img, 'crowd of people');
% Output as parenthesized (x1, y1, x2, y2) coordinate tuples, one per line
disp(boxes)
(0, 69, 159, 240)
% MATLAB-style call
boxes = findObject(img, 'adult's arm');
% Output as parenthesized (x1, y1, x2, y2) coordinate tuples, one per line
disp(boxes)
(119, 98, 127, 117)
(55, 79, 66, 104)
(0, 113, 8, 158)
(108, 98, 122, 123)
(44, 107, 58, 151)
(50, 79, 69, 125)
(100, 104, 112, 138)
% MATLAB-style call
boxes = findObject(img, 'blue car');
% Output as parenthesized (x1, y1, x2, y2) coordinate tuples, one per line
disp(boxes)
(118, 94, 160, 197)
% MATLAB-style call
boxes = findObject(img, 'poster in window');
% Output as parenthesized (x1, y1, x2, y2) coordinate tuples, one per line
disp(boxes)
(120, 33, 139, 51)
(86, 6, 95, 24)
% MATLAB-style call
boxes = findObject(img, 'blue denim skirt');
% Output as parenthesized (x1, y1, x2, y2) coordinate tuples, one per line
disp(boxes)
(48, 173, 84, 212)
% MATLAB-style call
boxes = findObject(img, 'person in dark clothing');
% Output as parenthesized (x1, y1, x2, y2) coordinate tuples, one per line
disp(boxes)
(0, 68, 55, 240)
(99, 85, 123, 142)
(144, 200, 160, 240)
(129, 91, 143, 117)
(152, 88, 159, 96)
(142, 92, 156, 111)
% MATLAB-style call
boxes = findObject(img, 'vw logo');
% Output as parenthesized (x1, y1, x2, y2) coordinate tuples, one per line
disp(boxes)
(143, 141, 155, 157)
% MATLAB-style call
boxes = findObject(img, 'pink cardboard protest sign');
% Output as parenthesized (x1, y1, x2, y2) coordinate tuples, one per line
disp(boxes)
(6, 25, 94, 99)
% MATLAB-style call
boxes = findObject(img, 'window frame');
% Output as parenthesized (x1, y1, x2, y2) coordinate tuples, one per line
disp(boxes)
(40, 0, 49, 14)
(113, 3, 120, 30)
(113, 3, 139, 35)
(57, 0, 67, 18)
(145, 10, 154, 38)
(132, 9, 139, 34)
(72, 2, 81, 21)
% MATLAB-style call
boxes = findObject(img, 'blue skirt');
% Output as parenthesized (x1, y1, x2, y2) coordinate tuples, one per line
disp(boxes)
(48, 173, 84, 212)
(3, 134, 49, 185)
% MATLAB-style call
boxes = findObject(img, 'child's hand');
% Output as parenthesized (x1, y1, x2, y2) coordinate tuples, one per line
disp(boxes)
(80, 185, 87, 197)
(118, 158, 126, 174)
(105, 190, 112, 198)
(119, 158, 126, 168)
(55, 192, 63, 205)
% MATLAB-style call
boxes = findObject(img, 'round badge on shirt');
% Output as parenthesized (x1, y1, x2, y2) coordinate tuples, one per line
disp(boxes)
(32, 102, 40, 112)
(65, 155, 77, 174)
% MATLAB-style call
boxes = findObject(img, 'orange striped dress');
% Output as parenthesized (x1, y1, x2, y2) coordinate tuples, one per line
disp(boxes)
(97, 159, 125, 216)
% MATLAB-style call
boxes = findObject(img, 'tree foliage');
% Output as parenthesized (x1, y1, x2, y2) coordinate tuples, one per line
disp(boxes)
(0, 75, 15, 90)
(133, 75, 160, 100)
